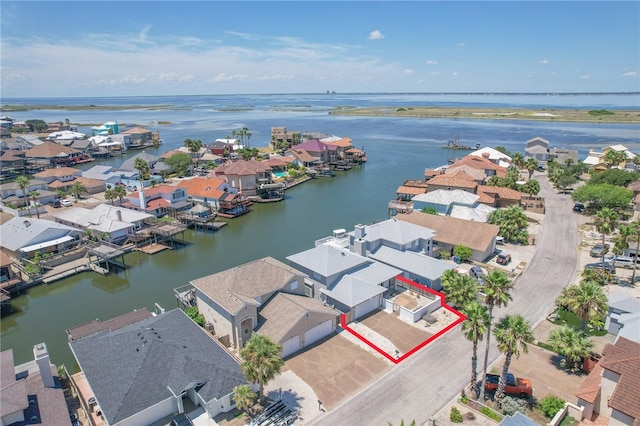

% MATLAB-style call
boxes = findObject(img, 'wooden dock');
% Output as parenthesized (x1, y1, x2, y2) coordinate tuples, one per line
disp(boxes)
(135, 243, 171, 254)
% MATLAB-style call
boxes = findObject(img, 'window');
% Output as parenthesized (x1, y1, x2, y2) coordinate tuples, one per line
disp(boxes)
(291, 280, 298, 290)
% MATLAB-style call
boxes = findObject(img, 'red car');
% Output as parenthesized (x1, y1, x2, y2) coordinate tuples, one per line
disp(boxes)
(496, 253, 512, 265)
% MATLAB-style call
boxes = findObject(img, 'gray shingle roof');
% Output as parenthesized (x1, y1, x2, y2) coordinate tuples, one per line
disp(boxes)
(286, 245, 370, 277)
(69, 309, 245, 425)
(0, 216, 82, 252)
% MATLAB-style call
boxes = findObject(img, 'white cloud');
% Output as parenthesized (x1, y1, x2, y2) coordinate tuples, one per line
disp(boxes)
(159, 72, 194, 83)
(368, 30, 384, 40)
(540, 59, 549, 64)
(622, 71, 638, 78)
(430, 71, 440, 76)
(426, 60, 437, 65)
(457, 43, 465, 48)
(210, 73, 249, 83)
(403, 69, 414, 75)
(452, 71, 458, 76)
(139, 25, 151, 43)
(581, 75, 590, 79)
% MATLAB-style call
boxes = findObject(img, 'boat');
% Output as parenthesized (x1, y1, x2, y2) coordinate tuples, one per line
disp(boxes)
(441, 135, 480, 151)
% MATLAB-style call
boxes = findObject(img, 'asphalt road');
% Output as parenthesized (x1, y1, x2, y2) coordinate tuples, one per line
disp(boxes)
(310, 172, 579, 426)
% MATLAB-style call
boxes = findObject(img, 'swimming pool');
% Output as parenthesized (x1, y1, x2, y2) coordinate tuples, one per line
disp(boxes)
(273, 171, 288, 178)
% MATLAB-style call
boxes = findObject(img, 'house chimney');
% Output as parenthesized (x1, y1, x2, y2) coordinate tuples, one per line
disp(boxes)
(482, 152, 490, 159)
(33, 343, 55, 388)
(354, 224, 366, 240)
(116, 209, 123, 222)
(138, 187, 146, 211)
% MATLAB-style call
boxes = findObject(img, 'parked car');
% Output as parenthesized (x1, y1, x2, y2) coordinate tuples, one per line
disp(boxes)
(573, 202, 585, 213)
(60, 199, 73, 207)
(49, 199, 61, 208)
(496, 253, 512, 265)
(484, 373, 532, 398)
(608, 255, 636, 269)
(171, 413, 194, 426)
(590, 243, 610, 257)
(469, 265, 485, 281)
(585, 261, 616, 273)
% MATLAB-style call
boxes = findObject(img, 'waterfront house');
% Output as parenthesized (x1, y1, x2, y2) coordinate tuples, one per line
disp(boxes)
(67, 308, 247, 426)
(476, 185, 525, 208)
(81, 165, 126, 187)
(291, 139, 338, 163)
(209, 138, 240, 156)
(286, 148, 320, 168)
(425, 171, 479, 193)
(255, 292, 339, 358)
(0, 216, 82, 260)
(176, 177, 234, 208)
(583, 144, 637, 171)
(574, 337, 640, 425)
(46, 130, 87, 144)
(122, 185, 189, 217)
(396, 211, 500, 262)
(286, 244, 401, 321)
(411, 189, 496, 222)
(525, 136, 550, 162)
(549, 148, 579, 166)
(320, 136, 353, 159)
(33, 167, 106, 195)
(0, 251, 22, 294)
(469, 147, 512, 168)
(52, 204, 152, 243)
(91, 121, 119, 136)
(121, 126, 156, 149)
(24, 141, 85, 167)
(0, 344, 69, 426)
(448, 154, 508, 180)
(189, 257, 313, 351)
(212, 159, 273, 197)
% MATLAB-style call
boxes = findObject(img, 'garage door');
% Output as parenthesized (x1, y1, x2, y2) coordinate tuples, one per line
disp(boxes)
(281, 335, 301, 358)
(303, 319, 334, 347)
(354, 297, 380, 319)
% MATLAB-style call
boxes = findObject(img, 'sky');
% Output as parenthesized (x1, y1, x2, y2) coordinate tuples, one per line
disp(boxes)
(1, 1, 639, 98)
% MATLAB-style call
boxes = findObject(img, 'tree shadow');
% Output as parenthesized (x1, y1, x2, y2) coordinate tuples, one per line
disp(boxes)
(265, 388, 305, 420)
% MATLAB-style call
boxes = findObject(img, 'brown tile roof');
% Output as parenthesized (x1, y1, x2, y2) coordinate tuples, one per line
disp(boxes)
(0, 150, 26, 162)
(396, 212, 499, 252)
(176, 177, 227, 198)
(130, 184, 179, 198)
(25, 141, 80, 158)
(0, 251, 15, 267)
(160, 149, 182, 159)
(190, 257, 304, 315)
(450, 155, 507, 176)
(425, 169, 444, 178)
(427, 171, 478, 189)
(214, 159, 272, 176)
(446, 165, 486, 181)
(262, 157, 287, 167)
(121, 127, 152, 134)
(323, 137, 352, 148)
(600, 337, 640, 421)
(287, 149, 318, 163)
(396, 185, 427, 195)
(477, 185, 525, 201)
(66, 308, 153, 341)
(345, 148, 363, 154)
(33, 167, 81, 178)
(575, 362, 604, 403)
(257, 293, 337, 344)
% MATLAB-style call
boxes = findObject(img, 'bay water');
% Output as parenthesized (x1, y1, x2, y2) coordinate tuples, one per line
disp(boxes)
(1, 93, 638, 370)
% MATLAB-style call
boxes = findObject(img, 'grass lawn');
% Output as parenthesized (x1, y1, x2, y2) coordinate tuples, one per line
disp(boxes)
(551, 308, 608, 337)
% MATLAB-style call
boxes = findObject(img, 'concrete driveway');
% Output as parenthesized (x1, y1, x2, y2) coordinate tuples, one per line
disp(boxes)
(283, 332, 391, 411)
(358, 310, 432, 354)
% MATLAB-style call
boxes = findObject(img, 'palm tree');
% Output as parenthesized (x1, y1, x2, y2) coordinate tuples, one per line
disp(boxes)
(29, 190, 40, 218)
(602, 149, 626, 169)
(443, 274, 478, 310)
(511, 152, 524, 169)
(628, 219, 640, 282)
(613, 224, 632, 270)
(548, 167, 564, 186)
(134, 158, 150, 181)
(388, 420, 416, 426)
(104, 188, 117, 205)
(524, 157, 538, 179)
(478, 270, 514, 402)
(69, 181, 88, 199)
(565, 158, 574, 167)
(15, 175, 32, 216)
(594, 208, 618, 266)
(233, 384, 256, 414)
(239, 334, 284, 403)
(113, 185, 127, 204)
(556, 281, 608, 332)
(494, 315, 533, 405)
(461, 301, 490, 397)
(547, 326, 594, 370)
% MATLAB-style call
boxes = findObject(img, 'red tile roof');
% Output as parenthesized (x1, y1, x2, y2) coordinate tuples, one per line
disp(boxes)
(600, 337, 640, 421)
(397, 185, 427, 195)
(575, 362, 604, 403)
(477, 185, 524, 201)
(25, 141, 80, 158)
(450, 155, 507, 177)
(34, 167, 82, 178)
(215, 159, 272, 176)
(177, 177, 227, 198)
(427, 171, 478, 189)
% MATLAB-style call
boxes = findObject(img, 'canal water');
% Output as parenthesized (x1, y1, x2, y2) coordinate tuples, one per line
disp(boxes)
(2, 93, 639, 370)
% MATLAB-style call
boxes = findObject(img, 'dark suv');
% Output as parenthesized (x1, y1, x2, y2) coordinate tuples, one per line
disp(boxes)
(171, 413, 194, 426)
(573, 203, 585, 213)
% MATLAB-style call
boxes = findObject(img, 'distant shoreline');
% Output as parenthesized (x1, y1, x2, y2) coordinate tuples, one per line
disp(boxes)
(329, 106, 640, 124)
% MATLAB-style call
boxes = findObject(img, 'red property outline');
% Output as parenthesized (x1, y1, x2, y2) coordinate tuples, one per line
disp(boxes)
(341, 275, 466, 364)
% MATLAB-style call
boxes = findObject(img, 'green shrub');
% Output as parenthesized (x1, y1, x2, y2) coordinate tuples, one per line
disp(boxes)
(450, 407, 463, 423)
(480, 406, 503, 421)
(540, 395, 565, 418)
(501, 396, 528, 416)
(185, 306, 205, 327)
